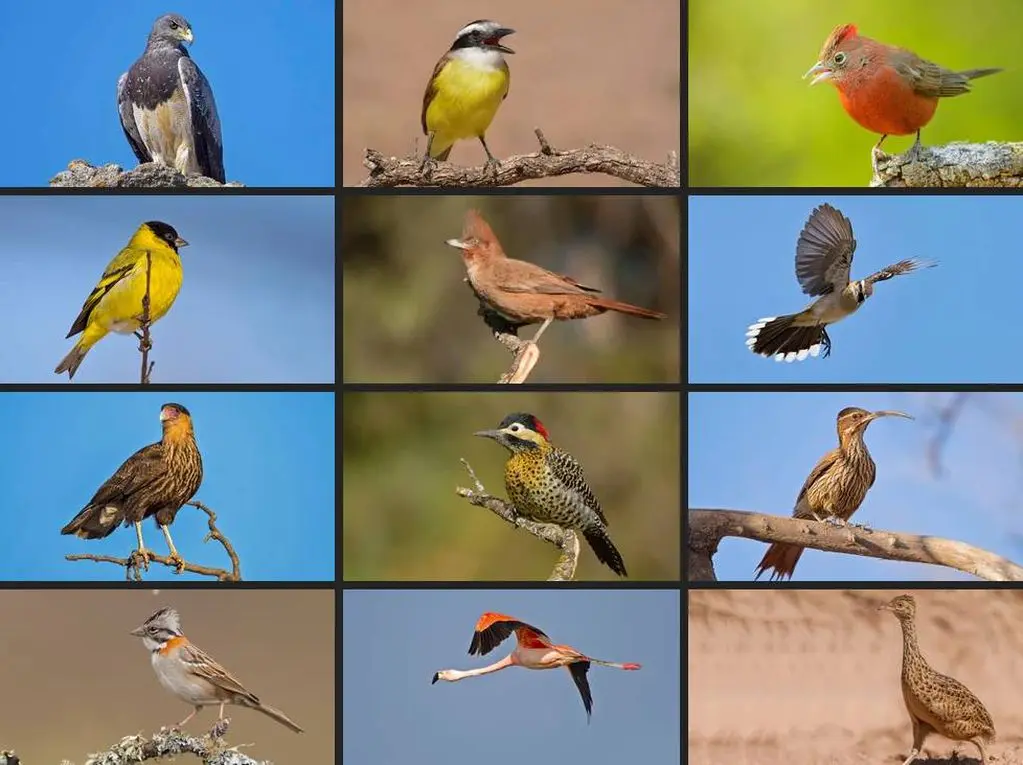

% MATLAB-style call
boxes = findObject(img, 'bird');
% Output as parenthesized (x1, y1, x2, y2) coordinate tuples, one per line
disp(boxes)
(805, 24, 1001, 155)
(131, 606, 303, 733)
(745, 203, 934, 362)
(448, 209, 666, 342)
(61, 403, 203, 567)
(421, 20, 514, 171)
(54, 221, 188, 380)
(431, 612, 640, 721)
(754, 406, 912, 581)
(879, 595, 995, 764)
(474, 412, 629, 577)
(118, 13, 225, 182)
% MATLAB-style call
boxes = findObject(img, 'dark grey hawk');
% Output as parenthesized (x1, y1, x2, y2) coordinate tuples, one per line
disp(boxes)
(117, 14, 225, 182)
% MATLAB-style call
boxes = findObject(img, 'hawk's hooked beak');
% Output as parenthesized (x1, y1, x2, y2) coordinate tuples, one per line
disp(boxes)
(803, 61, 832, 86)
(182, 28, 194, 44)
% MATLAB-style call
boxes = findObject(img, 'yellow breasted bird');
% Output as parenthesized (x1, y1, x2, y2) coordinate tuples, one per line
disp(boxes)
(421, 19, 514, 170)
(55, 221, 187, 380)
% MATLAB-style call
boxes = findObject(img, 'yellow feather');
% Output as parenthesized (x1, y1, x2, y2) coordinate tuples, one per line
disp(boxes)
(426, 57, 510, 158)
(55, 223, 185, 379)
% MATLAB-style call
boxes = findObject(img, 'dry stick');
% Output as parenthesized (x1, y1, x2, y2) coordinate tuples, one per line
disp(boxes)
(61, 723, 269, 765)
(136, 249, 155, 384)
(362, 128, 680, 188)
(456, 458, 579, 580)
(493, 318, 553, 384)
(687, 508, 1023, 582)
(871, 141, 1023, 188)
(65, 501, 242, 582)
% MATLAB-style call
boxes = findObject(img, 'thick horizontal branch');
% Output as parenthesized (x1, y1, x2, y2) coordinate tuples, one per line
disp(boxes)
(688, 508, 1023, 582)
(871, 141, 1023, 187)
(66, 501, 242, 582)
(456, 458, 579, 580)
(69, 724, 266, 765)
(362, 128, 680, 188)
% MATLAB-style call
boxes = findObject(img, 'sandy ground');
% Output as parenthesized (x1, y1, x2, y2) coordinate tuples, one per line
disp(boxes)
(341, 0, 680, 186)
(688, 590, 1023, 764)
(0, 590, 334, 763)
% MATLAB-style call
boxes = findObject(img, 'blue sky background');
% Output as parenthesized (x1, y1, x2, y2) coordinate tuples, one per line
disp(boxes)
(342, 590, 680, 764)
(689, 196, 1023, 383)
(0, 1, 334, 186)
(689, 392, 1023, 581)
(0, 196, 334, 383)
(0, 392, 335, 581)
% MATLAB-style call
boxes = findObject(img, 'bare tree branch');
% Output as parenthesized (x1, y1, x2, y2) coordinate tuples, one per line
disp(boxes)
(871, 141, 1023, 188)
(687, 508, 1023, 582)
(361, 128, 680, 188)
(134, 250, 155, 384)
(61, 722, 267, 765)
(66, 501, 242, 582)
(455, 458, 580, 580)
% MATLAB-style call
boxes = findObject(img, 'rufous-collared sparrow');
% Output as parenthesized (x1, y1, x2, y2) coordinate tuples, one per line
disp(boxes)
(131, 606, 303, 733)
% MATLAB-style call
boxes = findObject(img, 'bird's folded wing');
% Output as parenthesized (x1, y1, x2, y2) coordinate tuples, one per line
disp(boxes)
(492, 261, 602, 295)
(66, 260, 139, 337)
(117, 72, 150, 163)
(792, 448, 839, 516)
(179, 57, 224, 182)
(795, 205, 857, 296)
(85, 442, 167, 506)
(184, 642, 260, 702)
(546, 449, 609, 526)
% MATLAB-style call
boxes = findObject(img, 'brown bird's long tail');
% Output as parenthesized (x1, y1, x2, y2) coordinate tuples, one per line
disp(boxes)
(60, 504, 124, 539)
(753, 542, 804, 581)
(251, 702, 304, 733)
(584, 297, 666, 320)
(54, 345, 88, 380)
(959, 67, 1003, 81)
(583, 527, 628, 577)
(746, 314, 828, 361)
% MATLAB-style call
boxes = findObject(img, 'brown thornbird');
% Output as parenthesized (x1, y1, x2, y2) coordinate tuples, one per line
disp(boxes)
(753, 406, 912, 581)
(446, 210, 666, 340)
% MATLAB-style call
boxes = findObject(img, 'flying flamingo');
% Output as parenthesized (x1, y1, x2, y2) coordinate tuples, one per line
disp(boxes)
(431, 612, 641, 720)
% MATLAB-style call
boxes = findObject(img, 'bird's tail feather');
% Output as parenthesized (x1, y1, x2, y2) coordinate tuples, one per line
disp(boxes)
(583, 527, 628, 577)
(585, 297, 666, 320)
(960, 67, 1003, 81)
(60, 504, 124, 539)
(746, 314, 825, 361)
(54, 344, 89, 380)
(252, 702, 304, 733)
(753, 542, 804, 581)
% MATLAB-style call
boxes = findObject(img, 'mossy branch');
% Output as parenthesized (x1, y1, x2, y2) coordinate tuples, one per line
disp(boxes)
(362, 128, 680, 188)
(871, 141, 1023, 187)
(455, 458, 579, 580)
(65, 501, 243, 582)
(59, 722, 267, 765)
(687, 508, 1023, 582)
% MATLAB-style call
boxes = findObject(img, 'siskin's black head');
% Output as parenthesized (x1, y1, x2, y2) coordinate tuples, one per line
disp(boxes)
(144, 221, 189, 251)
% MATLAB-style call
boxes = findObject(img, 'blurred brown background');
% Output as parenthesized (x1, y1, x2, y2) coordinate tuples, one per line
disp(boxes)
(0, 590, 333, 763)
(341, 0, 681, 186)
(342, 392, 680, 580)
(342, 195, 680, 383)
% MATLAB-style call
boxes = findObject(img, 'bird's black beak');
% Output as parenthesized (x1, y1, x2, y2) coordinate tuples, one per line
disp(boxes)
(431, 672, 440, 684)
(474, 429, 503, 441)
(492, 29, 515, 54)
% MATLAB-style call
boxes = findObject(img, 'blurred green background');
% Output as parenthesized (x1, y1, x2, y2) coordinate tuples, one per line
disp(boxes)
(342, 392, 680, 581)
(689, 0, 1017, 186)
(341, 196, 679, 382)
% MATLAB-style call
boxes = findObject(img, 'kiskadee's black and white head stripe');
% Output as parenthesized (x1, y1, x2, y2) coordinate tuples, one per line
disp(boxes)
(745, 203, 936, 362)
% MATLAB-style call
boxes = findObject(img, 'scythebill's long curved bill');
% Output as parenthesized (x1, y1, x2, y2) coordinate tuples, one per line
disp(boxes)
(804, 62, 832, 85)
(869, 410, 913, 421)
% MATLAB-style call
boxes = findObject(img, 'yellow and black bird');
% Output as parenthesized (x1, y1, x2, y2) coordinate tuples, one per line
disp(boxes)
(54, 221, 188, 380)
(421, 19, 514, 170)
(475, 413, 628, 577)
(61, 403, 204, 565)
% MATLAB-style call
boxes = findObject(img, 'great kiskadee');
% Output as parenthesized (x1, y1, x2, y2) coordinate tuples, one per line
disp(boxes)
(420, 20, 515, 170)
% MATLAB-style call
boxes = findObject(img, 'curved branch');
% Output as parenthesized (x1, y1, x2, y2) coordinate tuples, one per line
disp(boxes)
(66, 723, 268, 765)
(687, 508, 1023, 582)
(65, 501, 242, 581)
(871, 141, 1023, 187)
(361, 128, 680, 188)
(455, 458, 579, 580)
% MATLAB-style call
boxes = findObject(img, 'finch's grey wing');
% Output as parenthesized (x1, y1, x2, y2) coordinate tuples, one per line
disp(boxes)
(794, 203, 857, 296)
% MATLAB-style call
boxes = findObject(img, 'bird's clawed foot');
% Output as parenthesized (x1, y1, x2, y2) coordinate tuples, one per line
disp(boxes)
(168, 552, 186, 573)
(819, 329, 832, 358)
(418, 155, 438, 177)
(484, 155, 501, 179)
(129, 547, 152, 571)
(133, 329, 153, 353)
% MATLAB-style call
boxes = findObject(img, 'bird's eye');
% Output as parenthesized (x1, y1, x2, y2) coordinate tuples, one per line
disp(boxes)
(833, 52, 847, 65)
(169, 21, 179, 29)
(510, 423, 521, 431)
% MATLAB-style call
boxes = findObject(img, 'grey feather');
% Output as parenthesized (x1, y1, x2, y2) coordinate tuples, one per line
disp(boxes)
(794, 204, 857, 296)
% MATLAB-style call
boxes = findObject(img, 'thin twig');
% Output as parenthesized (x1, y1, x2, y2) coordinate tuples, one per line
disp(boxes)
(62, 722, 269, 765)
(362, 128, 680, 188)
(455, 458, 579, 580)
(136, 249, 155, 384)
(65, 501, 242, 582)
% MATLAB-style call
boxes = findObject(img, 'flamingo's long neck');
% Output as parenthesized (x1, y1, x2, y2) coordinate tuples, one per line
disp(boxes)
(448, 654, 513, 681)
